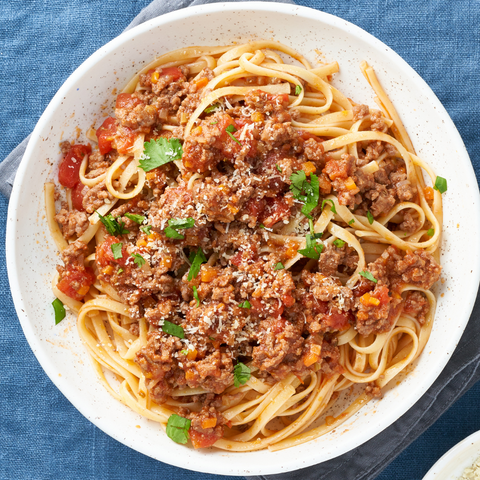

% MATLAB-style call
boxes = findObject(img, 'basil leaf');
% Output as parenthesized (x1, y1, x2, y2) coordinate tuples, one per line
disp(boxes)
(111, 242, 123, 260)
(359, 270, 378, 283)
(166, 414, 191, 444)
(139, 138, 183, 172)
(234, 362, 251, 388)
(162, 320, 185, 339)
(52, 298, 66, 325)
(187, 248, 207, 281)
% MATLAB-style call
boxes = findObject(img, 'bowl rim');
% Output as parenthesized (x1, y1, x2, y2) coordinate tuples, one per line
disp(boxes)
(6, 1, 480, 475)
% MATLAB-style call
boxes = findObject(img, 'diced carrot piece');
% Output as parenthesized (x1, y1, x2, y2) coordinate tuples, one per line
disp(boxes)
(201, 266, 218, 283)
(303, 352, 319, 367)
(301, 161, 316, 176)
(345, 177, 357, 190)
(201, 417, 217, 429)
(195, 77, 209, 89)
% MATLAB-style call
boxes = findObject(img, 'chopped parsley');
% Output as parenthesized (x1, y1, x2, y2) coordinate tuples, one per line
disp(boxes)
(276, 164, 282, 173)
(52, 298, 66, 325)
(359, 270, 378, 283)
(259, 224, 266, 229)
(162, 320, 185, 339)
(96, 211, 129, 236)
(348, 219, 355, 226)
(239, 300, 251, 309)
(274, 262, 285, 270)
(204, 103, 220, 113)
(166, 414, 191, 444)
(234, 362, 251, 388)
(210, 121, 218, 125)
(124, 213, 145, 224)
(290, 170, 320, 217)
(295, 85, 302, 95)
(333, 239, 345, 248)
(140, 225, 152, 235)
(132, 253, 146, 267)
(226, 124, 241, 145)
(298, 234, 324, 260)
(139, 138, 183, 172)
(111, 242, 123, 260)
(433, 176, 447, 194)
(321, 198, 337, 215)
(366, 210, 374, 225)
(187, 247, 207, 281)
(180, 349, 189, 356)
(117, 268, 124, 274)
(192, 286, 200, 307)
(164, 217, 195, 239)
(427, 228, 435, 237)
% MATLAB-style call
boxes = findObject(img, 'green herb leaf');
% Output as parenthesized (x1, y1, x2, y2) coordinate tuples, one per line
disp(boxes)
(166, 414, 191, 444)
(298, 234, 324, 260)
(359, 270, 378, 283)
(226, 124, 241, 145)
(52, 298, 66, 325)
(289, 171, 320, 217)
(162, 320, 185, 339)
(96, 211, 129, 236)
(274, 262, 284, 270)
(427, 228, 435, 237)
(295, 85, 302, 95)
(366, 210, 374, 225)
(433, 176, 447, 194)
(132, 253, 146, 267)
(333, 239, 345, 248)
(140, 225, 152, 235)
(312, 232, 323, 239)
(348, 219, 355, 226)
(164, 226, 185, 239)
(187, 248, 207, 281)
(180, 349, 188, 355)
(204, 103, 220, 113)
(139, 138, 183, 172)
(210, 121, 218, 125)
(321, 198, 337, 214)
(259, 224, 265, 229)
(239, 300, 251, 309)
(234, 362, 251, 388)
(117, 268, 124, 274)
(192, 286, 200, 307)
(124, 213, 145, 224)
(276, 164, 282, 173)
(111, 242, 123, 260)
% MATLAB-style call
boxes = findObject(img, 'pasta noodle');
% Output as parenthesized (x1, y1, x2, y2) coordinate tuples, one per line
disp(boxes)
(46, 41, 444, 452)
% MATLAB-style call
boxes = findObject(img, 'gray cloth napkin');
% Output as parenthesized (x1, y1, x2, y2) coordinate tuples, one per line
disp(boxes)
(2, 1, 480, 479)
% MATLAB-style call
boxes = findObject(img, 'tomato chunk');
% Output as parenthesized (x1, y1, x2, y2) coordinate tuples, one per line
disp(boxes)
(57, 266, 95, 301)
(159, 66, 184, 81)
(58, 144, 92, 188)
(189, 428, 221, 449)
(96, 117, 117, 155)
(115, 93, 143, 109)
(115, 126, 136, 154)
(96, 235, 128, 267)
(72, 182, 88, 211)
(321, 310, 353, 331)
(260, 197, 291, 228)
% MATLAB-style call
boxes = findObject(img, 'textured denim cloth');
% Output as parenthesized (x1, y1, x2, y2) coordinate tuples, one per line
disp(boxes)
(1, 1, 480, 479)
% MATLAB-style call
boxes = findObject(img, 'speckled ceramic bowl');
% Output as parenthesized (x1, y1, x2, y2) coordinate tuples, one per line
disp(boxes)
(423, 430, 480, 480)
(6, 2, 480, 476)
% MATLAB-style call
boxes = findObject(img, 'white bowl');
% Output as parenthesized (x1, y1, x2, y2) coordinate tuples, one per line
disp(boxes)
(423, 430, 480, 480)
(6, 2, 480, 476)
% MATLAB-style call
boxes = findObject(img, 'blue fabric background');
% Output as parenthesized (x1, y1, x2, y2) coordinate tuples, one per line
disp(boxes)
(1, 1, 479, 479)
